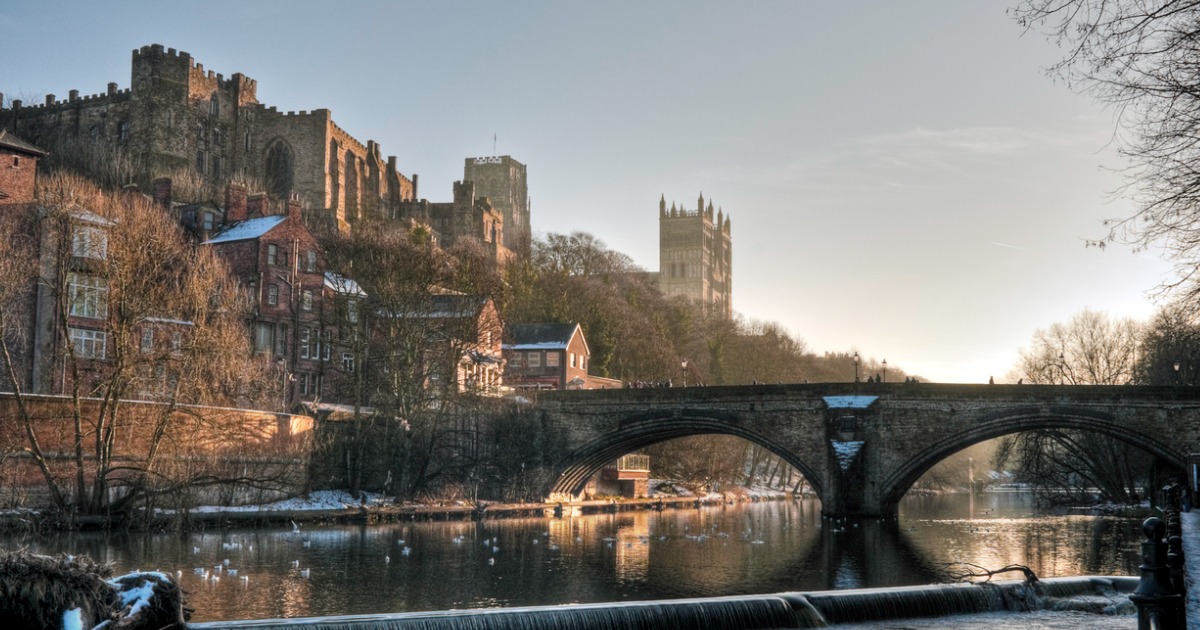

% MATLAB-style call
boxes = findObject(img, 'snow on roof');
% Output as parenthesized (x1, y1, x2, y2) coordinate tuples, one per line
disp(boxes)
(324, 272, 366, 297)
(71, 210, 115, 227)
(823, 395, 879, 409)
(202, 215, 286, 245)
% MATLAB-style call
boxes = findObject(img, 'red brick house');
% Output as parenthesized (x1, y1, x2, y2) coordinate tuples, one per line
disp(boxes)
(0, 130, 46, 207)
(504, 323, 615, 390)
(201, 188, 349, 405)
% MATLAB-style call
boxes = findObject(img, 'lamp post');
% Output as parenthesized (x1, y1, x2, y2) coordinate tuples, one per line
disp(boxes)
(853, 351, 861, 396)
(882, 358, 888, 383)
(681, 359, 688, 388)
(1174, 361, 1181, 385)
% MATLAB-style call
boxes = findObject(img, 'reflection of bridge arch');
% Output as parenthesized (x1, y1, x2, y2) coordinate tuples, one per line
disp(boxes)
(878, 406, 1187, 513)
(547, 412, 823, 502)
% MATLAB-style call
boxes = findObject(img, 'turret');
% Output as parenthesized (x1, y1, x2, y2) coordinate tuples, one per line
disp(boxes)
(697, 192, 704, 214)
(660, 194, 666, 217)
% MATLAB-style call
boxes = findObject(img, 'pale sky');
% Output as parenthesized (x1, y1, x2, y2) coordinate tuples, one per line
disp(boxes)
(0, 1, 1176, 383)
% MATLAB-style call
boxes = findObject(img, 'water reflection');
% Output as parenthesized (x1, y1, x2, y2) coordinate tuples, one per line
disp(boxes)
(0, 493, 1143, 622)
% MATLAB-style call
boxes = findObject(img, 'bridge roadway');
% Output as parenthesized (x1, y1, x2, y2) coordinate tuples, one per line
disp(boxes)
(535, 382, 1200, 518)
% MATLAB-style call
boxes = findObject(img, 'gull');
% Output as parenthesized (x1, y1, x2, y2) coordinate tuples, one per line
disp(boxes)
(291, 520, 301, 534)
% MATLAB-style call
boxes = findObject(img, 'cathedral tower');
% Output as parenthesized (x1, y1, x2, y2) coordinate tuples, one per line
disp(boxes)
(658, 193, 732, 319)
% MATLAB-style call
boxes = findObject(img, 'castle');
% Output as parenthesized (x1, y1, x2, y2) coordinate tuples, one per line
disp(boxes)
(658, 193, 733, 319)
(0, 44, 419, 235)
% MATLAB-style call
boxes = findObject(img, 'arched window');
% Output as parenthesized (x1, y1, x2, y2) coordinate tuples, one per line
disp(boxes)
(264, 140, 295, 199)
(210, 92, 219, 117)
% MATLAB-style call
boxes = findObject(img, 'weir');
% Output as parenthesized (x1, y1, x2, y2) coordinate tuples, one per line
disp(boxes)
(187, 576, 1138, 629)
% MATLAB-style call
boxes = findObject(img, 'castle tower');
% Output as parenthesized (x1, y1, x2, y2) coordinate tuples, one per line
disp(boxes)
(463, 155, 529, 255)
(658, 193, 733, 319)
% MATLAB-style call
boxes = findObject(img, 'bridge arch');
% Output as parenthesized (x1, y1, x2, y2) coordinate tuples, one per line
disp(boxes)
(877, 406, 1188, 513)
(545, 412, 824, 503)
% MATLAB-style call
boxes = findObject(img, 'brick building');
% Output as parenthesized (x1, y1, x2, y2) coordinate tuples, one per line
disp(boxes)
(198, 185, 354, 405)
(504, 323, 619, 390)
(0, 130, 46, 207)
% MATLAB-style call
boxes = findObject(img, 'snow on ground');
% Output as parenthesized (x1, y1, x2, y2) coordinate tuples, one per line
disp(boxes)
(185, 490, 390, 513)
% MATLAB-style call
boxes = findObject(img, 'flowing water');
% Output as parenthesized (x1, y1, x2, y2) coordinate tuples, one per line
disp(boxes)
(0, 493, 1145, 624)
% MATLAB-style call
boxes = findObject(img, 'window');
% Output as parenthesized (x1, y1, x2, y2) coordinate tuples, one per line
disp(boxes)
(197, 123, 206, 141)
(69, 328, 106, 359)
(68, 273, 108, 319)
(299, 327, 310, 359)
(302, 289, 313, 311)
(212, 127, 222, 146)
(305, 250, 317, 272)
(267, 244, 278, 265)
(546, 352, 560, 368)
(244, 132, 251, 152)
(527, 352, 541, 368)
(274, 324, 287, 356)
(196, 150, 206, 174)
(322, 330, 332, 361)
(118, 120, 130, 142)
(254, 322, 274, 353)
(211, 155, 221, 180)
(299, 372, 311, 396)
(267, 284, 279, 306)
(170, 331, 183, 355)
(342, 352, 355, 373)
(509, 353, 522, 368)
(203, 211, 215, 231)
(210, 93, 219, 117)
(72, 226, 108, 260)
(140, 328, 154, 353)
(89, 125, 101, 143)
(346, 299, 359, 324)
(569, 353, 576, 368)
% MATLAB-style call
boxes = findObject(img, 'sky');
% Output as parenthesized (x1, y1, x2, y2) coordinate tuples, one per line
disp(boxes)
(0, 1, 1177, 383)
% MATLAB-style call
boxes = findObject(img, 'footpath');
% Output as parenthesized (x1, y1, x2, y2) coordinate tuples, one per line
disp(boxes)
(1183, 511, 1200, 626)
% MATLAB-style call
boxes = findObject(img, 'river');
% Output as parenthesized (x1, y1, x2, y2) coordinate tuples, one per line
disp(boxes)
(0, 492, 1144, 623)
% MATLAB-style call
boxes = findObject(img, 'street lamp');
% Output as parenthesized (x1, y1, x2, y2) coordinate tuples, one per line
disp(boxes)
(882, 358, 887, 383)
(681, 359, 688, 388)
(853, 351, 860, 383)
(1175, 361, 1181, 385)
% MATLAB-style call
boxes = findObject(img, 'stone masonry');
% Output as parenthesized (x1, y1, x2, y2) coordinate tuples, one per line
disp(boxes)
(535, 382, 1200, 517)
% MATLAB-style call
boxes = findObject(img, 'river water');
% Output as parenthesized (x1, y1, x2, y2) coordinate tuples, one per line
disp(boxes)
(0, 493, 1144, 623)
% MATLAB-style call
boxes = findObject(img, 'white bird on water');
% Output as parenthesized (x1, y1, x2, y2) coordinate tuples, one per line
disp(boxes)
(291, 520, 301, 534)
(300, 568, 311, 578)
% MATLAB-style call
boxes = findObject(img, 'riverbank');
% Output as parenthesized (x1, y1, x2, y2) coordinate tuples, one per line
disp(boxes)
(0, 488, 802, 531)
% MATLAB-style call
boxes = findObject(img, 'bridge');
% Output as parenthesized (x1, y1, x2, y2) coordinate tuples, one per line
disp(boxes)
(535, 383, 1200, 518)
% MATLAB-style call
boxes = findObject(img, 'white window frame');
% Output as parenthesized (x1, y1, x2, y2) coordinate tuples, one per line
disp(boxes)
(302, 289, 313, 311)
(527, 352, 541, 368)
(299, 327, 310, 359)
(68, 272, 108, 319)
(267, 284, 279, 306)
(306, 250, 317, 272)
(69, 327, 107, 359)
(342, 352, 355, 373)
(140, 328, 154, 353)
(267, 244, 278, 266)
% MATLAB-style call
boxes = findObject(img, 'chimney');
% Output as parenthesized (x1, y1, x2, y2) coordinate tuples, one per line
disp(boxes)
(152, 178, 172, 209)
(224, 183, 248, 223)
(286, 192, 303, 221)
(247, 193, 269, 219)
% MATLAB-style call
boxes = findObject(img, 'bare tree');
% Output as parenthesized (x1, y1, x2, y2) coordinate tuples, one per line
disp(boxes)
(0, 172, 292, 520)
(1001, 308, 1152, 504)
(1013, 1, 1200, 298)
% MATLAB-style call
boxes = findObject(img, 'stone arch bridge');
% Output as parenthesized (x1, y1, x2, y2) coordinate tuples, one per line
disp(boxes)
(534, 383, 1200, 518)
